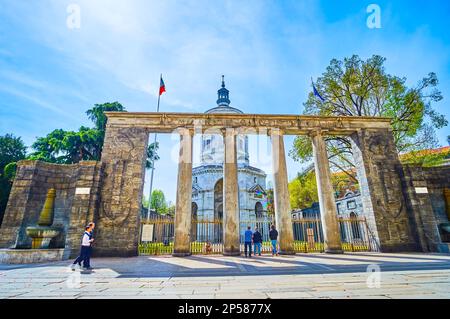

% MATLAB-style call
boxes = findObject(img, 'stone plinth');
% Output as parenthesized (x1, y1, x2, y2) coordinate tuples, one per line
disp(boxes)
(0, 248, 65, 264)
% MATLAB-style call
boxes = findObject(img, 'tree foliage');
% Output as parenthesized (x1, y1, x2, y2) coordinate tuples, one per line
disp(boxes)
(28, 102, 159, 168)
(0, 134, 26, 224)
(290, 55, 447, 173)
(29, 127, 103, 164)
(146, 141, 160, 169)
(0, 134, 27, 173)
(288, 172, 318, 210)
(150, 189, 168, 214)
(86, 102, 125, 132)
(289, 170, 359, 210)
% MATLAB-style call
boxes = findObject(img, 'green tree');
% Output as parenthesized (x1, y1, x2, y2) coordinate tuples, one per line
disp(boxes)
(28, 102, 159, 168)
(3, 162, 18, 182)
(0, 134, 27, 225)
(29, 102, 125, 164)
(86, 102, 125, 132)
(290, 55, 447, 174)
(0, 134, 27, 172)
(150, 189, 167, 214)
(29, 127, 103, 164)
(289, 169, 359, 210)
(265, 188, 274, 216)
(289, 171, 318, 210)
(146, 142, 160, 169)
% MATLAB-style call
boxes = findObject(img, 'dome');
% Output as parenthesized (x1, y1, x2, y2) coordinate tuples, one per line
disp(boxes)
(205, 75, 243, 114)
(200, 76, 249, 166)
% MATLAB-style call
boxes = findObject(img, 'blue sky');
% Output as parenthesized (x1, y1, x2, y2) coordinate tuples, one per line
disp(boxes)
(1, 0, 449, 202)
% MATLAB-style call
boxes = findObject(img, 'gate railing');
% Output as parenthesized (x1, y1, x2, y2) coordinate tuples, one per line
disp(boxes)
(138, 214, 378, 255)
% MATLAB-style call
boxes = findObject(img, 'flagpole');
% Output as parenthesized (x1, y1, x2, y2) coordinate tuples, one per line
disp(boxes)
(146, 74, 162, 221)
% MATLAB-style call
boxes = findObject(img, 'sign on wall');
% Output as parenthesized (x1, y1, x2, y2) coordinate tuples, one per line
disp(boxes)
(141, 224, 154, 242)
(415, 187, 428, 194)
(75, 187, 91, 195)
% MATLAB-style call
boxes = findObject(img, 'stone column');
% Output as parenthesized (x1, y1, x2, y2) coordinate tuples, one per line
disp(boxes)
(173, 128, 193, 257)
(223, 128, 240, 256)
(270, 129, 295, 254)
(310, 130, 343, 254)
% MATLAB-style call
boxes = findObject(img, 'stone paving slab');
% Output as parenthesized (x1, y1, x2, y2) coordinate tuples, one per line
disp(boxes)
(0, 252, 450, 299)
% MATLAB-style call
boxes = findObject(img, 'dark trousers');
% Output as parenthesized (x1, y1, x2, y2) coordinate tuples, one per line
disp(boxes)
(244, 241, 252, 257)
(73, 246, 91, 267)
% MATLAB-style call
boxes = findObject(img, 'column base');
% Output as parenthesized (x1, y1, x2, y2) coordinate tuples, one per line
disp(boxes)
(172, 251, 192, 257)
(279, 250, 296, 255)
(223, 250, 241, 256)
(325, 249, 344, 254)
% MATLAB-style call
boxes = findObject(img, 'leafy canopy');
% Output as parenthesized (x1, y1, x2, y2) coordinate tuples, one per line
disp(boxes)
(28, 102, 159, 166)
(290, 55, 447, 172)
(0, 134, 27, 173)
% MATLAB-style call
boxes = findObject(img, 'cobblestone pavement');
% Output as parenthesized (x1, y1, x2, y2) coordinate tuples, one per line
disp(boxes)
(1, 252, 450, 299)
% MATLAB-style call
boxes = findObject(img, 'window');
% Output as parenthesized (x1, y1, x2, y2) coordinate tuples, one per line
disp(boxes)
(254, 177, 257, 183)
(347, 200, 356, 210)
(337, 203, 342, 213)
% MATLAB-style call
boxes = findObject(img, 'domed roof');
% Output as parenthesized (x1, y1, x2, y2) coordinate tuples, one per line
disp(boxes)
(205, 105, 243, 114)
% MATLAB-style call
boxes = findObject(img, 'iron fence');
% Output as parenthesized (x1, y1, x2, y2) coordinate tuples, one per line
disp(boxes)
(138, 214, 378, 255)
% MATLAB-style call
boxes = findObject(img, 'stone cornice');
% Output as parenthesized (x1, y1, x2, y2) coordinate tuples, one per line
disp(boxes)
(105, 112, 392, 135)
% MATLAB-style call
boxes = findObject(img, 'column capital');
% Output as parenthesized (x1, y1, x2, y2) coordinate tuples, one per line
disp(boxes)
(268, 127, 285, 136)
(220, 127, 237, 137)
(308, 129, 324, 138)
(176, 127, 194, 136)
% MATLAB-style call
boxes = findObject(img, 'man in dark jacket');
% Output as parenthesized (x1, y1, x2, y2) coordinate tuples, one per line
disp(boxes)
(269, 225, 279, 256)
(244, 226, 253, 258)
(252, 227, 262, 256)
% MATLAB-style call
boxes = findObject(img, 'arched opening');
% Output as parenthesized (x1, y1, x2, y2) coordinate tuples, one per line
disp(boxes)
(214, 178, 223, 243)
(191, 202, 198, 242)
(255, 202, 263, 218)
(254, 201, 264, 238)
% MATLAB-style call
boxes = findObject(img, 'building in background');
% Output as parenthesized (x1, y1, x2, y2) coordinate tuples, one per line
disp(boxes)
(192, 77, 268, 242)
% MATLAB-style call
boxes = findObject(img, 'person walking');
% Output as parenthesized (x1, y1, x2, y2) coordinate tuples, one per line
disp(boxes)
(269, 224, 279, 256)
(71, 222, 95, 271)
(252, 227, 262, 256)
(244, 226, 253, 258)
(83, 222, 95, 270)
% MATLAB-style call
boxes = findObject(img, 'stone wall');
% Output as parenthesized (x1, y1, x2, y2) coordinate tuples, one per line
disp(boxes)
(0, 160, 102, 258)
(400, 165, 450, 252)
(351, 129, 419, 252)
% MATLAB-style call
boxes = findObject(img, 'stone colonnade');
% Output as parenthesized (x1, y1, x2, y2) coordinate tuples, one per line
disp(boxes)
(93, 113, 418, 257)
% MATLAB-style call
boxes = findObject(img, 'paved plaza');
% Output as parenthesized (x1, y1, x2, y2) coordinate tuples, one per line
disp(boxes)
(1, 252, 450, 299)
